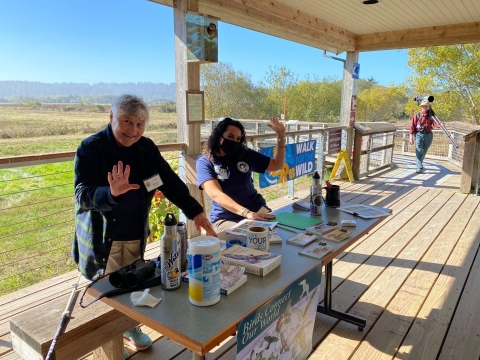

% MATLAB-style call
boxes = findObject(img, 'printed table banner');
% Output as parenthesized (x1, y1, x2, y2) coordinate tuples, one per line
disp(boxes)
(236, 263, 322, 360)
(259, 140, 316, 189)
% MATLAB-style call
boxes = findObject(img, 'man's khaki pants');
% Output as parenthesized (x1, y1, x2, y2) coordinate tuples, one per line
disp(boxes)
(105, 240, 141, 274)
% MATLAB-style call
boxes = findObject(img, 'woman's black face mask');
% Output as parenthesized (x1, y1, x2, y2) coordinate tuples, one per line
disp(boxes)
(220, 137, 242, 156)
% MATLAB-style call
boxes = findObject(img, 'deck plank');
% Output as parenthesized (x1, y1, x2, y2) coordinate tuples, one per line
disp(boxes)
(397, 195, 480, 359)
(437, 247, 480, 360)
(348, 193, 469, 359)
(310, 189, 453, 358)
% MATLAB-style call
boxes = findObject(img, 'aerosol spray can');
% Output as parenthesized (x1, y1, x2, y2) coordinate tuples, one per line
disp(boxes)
(310, 171, 322, 216)
(177, 221, 188, 273)
(160, 213, 181, 290)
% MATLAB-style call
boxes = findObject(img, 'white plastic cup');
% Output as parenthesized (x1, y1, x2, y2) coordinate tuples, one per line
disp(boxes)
(187, 236, 221, 306)
(245, 226, 269, 252)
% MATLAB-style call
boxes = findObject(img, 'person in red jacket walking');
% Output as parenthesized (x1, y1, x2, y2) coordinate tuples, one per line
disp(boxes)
(409, 99, 440, 173)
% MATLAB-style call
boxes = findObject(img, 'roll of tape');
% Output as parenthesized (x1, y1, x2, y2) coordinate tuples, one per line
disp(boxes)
(226, 238, 246, 248)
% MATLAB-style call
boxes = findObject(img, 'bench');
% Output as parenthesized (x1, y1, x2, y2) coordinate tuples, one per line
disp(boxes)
(10, 291, 138, 360)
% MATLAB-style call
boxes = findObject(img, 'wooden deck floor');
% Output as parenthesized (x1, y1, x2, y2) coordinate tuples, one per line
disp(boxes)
(1, 157, 479, 360)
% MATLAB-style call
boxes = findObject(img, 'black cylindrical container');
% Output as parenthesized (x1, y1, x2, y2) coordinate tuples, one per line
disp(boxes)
(325, 185, 341, 207)
(177, 222, 188, 273)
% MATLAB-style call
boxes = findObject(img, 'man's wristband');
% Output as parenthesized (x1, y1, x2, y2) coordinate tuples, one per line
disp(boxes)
(240, 207, 250, 217)
(277, 136, 287, 142)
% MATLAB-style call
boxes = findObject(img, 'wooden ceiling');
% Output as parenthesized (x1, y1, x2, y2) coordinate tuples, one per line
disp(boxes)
(150, 0, 480, 54)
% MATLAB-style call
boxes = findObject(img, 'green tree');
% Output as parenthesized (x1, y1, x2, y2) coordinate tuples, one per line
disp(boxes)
(201, 62, 266, 119)
(407, 45, 480, 123)
(287, 77, 342, 122)
(260, 66, 298, 119)
(356, 84, 408, 122)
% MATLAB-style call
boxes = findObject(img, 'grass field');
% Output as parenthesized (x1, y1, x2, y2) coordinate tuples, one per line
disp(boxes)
(0, 104, 178, 156)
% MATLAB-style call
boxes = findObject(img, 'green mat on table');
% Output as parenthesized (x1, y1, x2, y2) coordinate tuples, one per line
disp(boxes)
(270, 212, 323, 230)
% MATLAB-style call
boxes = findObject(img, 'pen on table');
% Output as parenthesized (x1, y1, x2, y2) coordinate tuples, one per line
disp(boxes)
(275, 224, 299, 233)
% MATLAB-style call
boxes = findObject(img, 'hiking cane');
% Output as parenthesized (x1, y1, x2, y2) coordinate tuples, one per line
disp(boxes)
(45, 272, 82, 360)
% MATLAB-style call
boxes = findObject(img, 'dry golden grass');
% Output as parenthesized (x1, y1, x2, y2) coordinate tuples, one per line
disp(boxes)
(0, 104, 179, 156)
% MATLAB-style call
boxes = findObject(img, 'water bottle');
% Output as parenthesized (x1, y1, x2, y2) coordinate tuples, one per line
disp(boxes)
(177, 221, 188, 273)
(160, 213, 181, 290)
(310, 171, 322, 216)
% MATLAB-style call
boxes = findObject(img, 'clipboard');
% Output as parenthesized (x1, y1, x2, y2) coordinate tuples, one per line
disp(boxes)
(271, 212, 323, 230)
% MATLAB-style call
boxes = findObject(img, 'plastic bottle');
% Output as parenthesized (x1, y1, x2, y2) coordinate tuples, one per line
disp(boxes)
(177, 221, 188, 273)
(160, 213, 181, 290)
(310, 171, 322, 216)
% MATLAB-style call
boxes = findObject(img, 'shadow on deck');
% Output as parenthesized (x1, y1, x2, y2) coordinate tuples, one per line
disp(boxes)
(2, 157, 479, 360)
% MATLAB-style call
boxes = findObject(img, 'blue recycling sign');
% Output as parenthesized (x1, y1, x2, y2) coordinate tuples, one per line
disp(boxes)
(352, 62, 360, 79)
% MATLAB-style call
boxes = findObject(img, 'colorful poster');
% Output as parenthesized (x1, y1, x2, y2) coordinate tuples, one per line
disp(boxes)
(186, 14, 218, 63)
(259, 140, 316, 188)
(236, 263, 322, 360)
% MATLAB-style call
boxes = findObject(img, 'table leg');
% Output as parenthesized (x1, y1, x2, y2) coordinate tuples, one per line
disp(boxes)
(92, 334, 124, 359)
(192, 352, 205, 360)
(317, 261, 366, 330)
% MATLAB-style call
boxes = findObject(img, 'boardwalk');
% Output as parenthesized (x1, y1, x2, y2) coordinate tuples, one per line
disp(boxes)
(1, 157, 479, 360)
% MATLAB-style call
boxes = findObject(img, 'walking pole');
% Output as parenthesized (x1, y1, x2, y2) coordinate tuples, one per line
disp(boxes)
(45, 272, 82, 360)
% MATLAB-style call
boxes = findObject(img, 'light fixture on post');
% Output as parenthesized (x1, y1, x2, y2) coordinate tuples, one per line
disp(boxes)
(362, 0, 379, 4)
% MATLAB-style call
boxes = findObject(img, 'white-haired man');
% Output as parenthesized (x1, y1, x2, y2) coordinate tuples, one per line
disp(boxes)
(72, 94, 216, 357)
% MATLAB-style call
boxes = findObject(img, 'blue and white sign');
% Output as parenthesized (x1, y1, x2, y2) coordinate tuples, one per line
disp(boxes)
(258, 140, 316, 189)
(352, 62, 360, 79)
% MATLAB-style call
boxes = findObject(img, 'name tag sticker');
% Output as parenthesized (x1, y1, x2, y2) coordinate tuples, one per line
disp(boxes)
(143, 174, 163, 192)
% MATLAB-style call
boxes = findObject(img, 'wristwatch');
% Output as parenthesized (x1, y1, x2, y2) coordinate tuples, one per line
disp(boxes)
(240, 207, 250, 217)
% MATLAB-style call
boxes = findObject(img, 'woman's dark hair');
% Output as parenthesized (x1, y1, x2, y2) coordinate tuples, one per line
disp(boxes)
(204, 118, 247, 160)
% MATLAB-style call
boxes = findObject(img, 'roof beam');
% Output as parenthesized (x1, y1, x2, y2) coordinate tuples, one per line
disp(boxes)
(200, 3, 348, 54)
(198, 0, 355, 53)
(235, 0, 354, 46)
(149, 0, 352, 52)
(356, 22, 480, 51)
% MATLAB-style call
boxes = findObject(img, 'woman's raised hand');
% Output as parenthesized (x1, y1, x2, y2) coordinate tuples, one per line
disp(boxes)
(267, 117, 286, 138)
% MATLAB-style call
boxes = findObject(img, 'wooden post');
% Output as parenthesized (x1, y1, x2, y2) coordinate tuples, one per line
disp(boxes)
(339, 51, 359, 179)
(352, 130, 362, 180)
(92, 335, 123, 360)
(460, 132, 480, 193)
(174, 0, 203, 237)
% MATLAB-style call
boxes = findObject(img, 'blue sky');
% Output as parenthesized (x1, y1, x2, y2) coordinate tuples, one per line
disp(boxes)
(1, 0, 409, 86)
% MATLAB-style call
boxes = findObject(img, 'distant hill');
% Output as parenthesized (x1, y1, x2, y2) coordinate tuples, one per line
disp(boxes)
(0, 81, 176, 104)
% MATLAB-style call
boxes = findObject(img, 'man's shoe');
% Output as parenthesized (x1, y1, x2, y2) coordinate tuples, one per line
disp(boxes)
(123, 327, 152, 350)
(416, 168, 422, 174)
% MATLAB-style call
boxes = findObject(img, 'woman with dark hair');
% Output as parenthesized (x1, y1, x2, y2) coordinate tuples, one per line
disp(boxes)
(197, 117, 287, 233)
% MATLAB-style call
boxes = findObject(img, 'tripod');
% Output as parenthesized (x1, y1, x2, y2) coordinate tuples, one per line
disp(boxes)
(427, 108, 459, 149)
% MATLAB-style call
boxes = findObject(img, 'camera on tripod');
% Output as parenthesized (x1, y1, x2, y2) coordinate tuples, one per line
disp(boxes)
(109, 259, 157, 288)
(413, 95, 434, 106)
